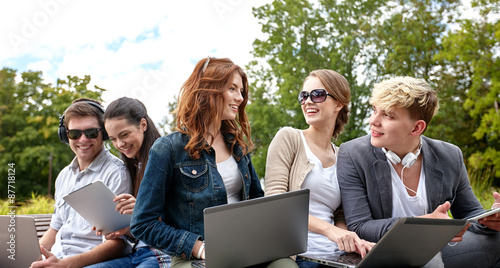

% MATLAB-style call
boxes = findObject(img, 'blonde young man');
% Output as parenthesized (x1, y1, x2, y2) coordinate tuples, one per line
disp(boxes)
(337, 77, 500, 267)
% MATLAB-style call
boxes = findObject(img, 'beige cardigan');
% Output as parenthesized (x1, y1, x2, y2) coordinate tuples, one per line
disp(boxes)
(264, 127, 345, 222)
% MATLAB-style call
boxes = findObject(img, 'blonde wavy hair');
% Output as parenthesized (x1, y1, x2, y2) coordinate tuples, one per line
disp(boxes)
(370, 76, 439, 132)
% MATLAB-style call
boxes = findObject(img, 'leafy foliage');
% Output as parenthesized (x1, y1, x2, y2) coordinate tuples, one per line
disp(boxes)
(0, 68, 104, 199)
(247, 0, 385, 177)
(246, 0, 499, 186)
(433, 3, 500, 179)
(158, 94, 178, 135)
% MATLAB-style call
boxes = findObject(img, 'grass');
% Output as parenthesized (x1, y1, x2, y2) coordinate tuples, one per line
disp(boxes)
(0, 192, 54, 215)
(469, 167, 499, 209)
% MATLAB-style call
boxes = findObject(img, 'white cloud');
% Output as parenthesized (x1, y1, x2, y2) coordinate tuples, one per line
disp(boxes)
(0, 0, 272, 124)
(26, 59, 53, 74)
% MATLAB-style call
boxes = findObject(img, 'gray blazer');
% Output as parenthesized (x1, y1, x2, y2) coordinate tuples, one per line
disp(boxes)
(337, 134, 487, 242)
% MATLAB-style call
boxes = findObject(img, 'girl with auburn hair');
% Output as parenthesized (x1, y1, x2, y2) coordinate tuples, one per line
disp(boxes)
(265, 70, 374, 267)
(130, 57, 297, 268)
(88, 97, 171, 268)
(176, 57, 252, 159)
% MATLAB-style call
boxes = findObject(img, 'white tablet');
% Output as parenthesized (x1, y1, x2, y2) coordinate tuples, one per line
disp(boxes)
(63, 180, 131, 234)
(465, 207, 500, 221)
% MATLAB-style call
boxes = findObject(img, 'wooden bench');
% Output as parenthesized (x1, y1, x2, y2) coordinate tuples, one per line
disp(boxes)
(25, 213, 52, 239)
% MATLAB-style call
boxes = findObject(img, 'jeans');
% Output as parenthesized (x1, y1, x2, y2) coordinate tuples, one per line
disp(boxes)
(171, 256, 297, 268)
(441, 230, 500, 268)
(86, 247, 171, 268)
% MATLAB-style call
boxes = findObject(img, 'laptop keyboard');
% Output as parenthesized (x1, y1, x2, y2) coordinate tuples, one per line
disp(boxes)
(315, 253, 362, 265)
(335, 253, 362, 265)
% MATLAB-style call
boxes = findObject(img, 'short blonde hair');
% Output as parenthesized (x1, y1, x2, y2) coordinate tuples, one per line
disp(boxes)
(370, 77, 439, 130)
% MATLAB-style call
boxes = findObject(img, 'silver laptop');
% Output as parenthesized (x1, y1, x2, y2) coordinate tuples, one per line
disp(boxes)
(0, 215, 42, 268)
(192, 189, 309, 268)
(299, 217, 468, 268)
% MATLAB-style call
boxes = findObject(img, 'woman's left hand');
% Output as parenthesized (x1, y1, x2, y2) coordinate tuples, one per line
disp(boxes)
(114, 193, 136, 215)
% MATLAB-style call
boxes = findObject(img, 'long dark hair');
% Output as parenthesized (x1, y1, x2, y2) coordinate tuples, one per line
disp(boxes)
(104, 97, 160, 196)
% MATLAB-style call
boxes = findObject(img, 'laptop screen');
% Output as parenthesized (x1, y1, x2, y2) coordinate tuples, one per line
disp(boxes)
(202, 189, 310, 268)
(0, 215, 42, 268)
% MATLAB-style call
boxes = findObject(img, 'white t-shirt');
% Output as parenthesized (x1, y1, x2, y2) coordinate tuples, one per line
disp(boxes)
(390, 162, 428, 217)
(217, 155, 243, 204)
(300, 131, 342, 256)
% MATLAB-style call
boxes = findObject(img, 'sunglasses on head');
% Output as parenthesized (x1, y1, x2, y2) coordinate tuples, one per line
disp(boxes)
(67, 128, 101, 140)
(298, 89, 334, 105)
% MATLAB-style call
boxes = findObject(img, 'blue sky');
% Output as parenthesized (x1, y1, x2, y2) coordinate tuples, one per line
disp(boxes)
(0, 0, 272, 125)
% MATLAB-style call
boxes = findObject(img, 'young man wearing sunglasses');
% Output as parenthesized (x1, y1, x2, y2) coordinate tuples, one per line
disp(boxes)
(337, 77, 500, 267)
(32, 98, 132, 268)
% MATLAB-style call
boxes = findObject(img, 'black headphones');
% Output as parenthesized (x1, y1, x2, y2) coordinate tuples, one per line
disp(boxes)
(58, 101, 109, 144)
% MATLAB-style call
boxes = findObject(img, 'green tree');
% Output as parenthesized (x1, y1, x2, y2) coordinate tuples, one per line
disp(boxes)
(367, 0, 479, 157)
(370, 0, 460, 80)
(248, 0, 384, 178)
(0, 68, 104, 200)
(158, 95, 178, 135)
(435, 0, 500, 180)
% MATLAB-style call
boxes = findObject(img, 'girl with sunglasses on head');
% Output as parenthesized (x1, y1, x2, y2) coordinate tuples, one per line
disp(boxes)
(87, 97, 171, 268)
(265, 70, 374, 267)
(130, 57, 297, 268)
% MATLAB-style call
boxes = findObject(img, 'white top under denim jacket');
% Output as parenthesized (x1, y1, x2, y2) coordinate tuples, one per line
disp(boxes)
(130, 131, 264, 260)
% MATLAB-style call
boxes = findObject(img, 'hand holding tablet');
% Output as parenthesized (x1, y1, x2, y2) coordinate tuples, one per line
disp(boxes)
(63, 181, 132, 234)
(465, 207, 500, 221)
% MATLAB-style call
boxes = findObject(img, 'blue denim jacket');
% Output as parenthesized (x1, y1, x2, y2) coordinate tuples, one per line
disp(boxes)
(130, 131, 264, 259)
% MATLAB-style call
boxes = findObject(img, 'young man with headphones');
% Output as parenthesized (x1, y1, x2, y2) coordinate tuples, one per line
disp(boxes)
(337, 77, 500, 267)
(31, 98, 132, 268)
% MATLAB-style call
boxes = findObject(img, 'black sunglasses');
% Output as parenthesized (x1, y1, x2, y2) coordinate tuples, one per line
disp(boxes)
(298, 89, 334, 105)
(67, 128, 101, 140)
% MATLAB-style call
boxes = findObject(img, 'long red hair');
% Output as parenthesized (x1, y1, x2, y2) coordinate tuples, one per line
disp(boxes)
(176, 57, 253, 159)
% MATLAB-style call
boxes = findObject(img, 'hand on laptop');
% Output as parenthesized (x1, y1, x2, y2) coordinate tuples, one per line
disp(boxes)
(420, 201, 470, 242)
(30, 246, 65, 268)
(327, 227, 374, 257)
(478, 192, 500, 231)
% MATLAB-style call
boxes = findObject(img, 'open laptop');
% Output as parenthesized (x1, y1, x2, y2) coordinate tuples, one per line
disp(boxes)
(192, 189, 309, 268)
(0, 215, 42, 268)
(299, 217, 468, 268)
(63, 180, 132, 234)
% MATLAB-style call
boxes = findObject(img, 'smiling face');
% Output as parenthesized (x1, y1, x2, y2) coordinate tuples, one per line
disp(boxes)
(301, 76, 343, 129)
(105, 118, 147, 159)
(369, 105, 421, 155)
(221, 72, 245, 121)
(67, 116, 104, 170)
